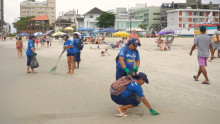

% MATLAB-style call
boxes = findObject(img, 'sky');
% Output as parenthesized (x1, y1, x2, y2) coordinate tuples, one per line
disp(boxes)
(4, 0, 220, 33)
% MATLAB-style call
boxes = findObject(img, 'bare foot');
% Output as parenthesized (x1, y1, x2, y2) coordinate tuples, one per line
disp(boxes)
(32, 71, 37, 74)
(27, 71, 31, 73)
(70, 72, 74, 74)
(66, 72, 71, 74)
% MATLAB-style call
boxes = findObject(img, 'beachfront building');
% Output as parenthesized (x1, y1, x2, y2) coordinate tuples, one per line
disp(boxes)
(167, 9, 220, 28)
(53, 19, 74, 32)
(160, 0, 220, 29)
(84, 7, 103, 30)
(76, 17, 84, 29)
(0, 0, 4, 36)
(131, 6, 161, 31)
(20, 15, 53, 34)
(20, 0, 56, 24)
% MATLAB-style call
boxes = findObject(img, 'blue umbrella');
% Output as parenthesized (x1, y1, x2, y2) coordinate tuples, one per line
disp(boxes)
(92, 30, 99, 33)
(99, 28, 118, 33)
(45, 30, 53, 35)
(19, 33, 28, 36)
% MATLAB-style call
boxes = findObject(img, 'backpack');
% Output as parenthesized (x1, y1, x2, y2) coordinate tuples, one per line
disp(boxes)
(115, 46, 138, 64)
(110, 75, 134, 96)
(76, 38, 84, 50)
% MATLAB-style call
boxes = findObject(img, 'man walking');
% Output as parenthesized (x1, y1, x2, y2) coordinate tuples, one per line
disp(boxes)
(190, 25, 214, 84)
(73, 33, 82, 68)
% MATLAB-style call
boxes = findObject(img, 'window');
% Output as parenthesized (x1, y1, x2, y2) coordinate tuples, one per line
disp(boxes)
(153, 18, 160, 20)
(153, 13, 160, 15)
(89, 15, 93, 18)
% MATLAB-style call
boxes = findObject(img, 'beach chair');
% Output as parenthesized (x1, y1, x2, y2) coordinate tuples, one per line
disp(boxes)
(166, 35, 174, 51)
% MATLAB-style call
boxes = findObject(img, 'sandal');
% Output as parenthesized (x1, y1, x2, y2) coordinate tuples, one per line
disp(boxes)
(202, 81, 210, 85)
(115, 113, 127, 117)
(193, 75, 198, 81)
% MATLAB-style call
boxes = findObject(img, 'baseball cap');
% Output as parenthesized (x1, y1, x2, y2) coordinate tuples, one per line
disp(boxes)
(73, 33, 79, 38)
(29, 35, 37, 39)
(200, 25, 206, 30)
(61, 34, 69, 39)
(128, 38, 140, 46)
(136, 72, 149, 84)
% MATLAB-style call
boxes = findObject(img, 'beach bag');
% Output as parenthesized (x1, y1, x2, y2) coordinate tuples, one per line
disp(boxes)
(76, 39, 84, 50)
(110, 75, 133, 96)
(30, 55, 39, 69)
(212, 35, 218, 43)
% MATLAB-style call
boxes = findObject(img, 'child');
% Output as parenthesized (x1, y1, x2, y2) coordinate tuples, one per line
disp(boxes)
(59, 35, 75, 74)
(101, 49, 110, 56)
(190, 25, 214, 84)
(16, 37, 23, 58)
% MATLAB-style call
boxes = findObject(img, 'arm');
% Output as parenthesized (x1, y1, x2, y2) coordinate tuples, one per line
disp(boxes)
(136, 60, 140, 67)
(64, 45, 73, 49)
(209, 44, 214, 60)
(141, 97, 152, 110)
(190, 44, 197, 56)
(59, 49, 66, 58)
(119, 57, 126, 68)
(31, 47, 35, 53)
(216, 34, 219, 42)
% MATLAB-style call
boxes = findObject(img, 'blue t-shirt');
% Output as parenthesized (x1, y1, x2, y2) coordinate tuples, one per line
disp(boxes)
(117, 46, 140, 70)
(73, 38, 81, 53)
(64, 39, 75, 54)
(26, 40, 35, 56)
(121, 79, 145, 97)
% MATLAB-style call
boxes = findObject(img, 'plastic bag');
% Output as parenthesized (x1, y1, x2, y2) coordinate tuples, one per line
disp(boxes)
(30, 55, 39, 69)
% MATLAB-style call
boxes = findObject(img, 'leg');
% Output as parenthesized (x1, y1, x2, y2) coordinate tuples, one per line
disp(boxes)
(195, 66, 202, 80)
(117, 104, 134, 116)
(67, 56, 71, 74)
(20, 49, 23, 58)
(27, 56, 31, 73)
(218, 49, 220, 57)
(200, 66, 209, 83)
(71, 56, 75, 74)
(17, 49, 21, 58)
(47, 42, 49, 48)
(27, 66, 30, 73)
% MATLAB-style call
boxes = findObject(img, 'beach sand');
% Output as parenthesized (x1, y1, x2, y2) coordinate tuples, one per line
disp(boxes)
(0, 37, 220, 124)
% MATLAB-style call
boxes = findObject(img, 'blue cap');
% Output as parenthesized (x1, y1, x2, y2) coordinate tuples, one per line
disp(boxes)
(73, 33, 79, 38)
(137, 72, 149, 84)
(29, 35, 37, 39)
(128, 38, 140, 46)
(61, 34, 69, 39)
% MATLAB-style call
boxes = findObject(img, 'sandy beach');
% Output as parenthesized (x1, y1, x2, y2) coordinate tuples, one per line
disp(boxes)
(0, 37, 220, 124)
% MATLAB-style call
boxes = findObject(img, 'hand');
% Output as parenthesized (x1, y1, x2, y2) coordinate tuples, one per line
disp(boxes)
(124, 67, 130, 75)
(64, 45, 68, 49)
(150, 108, 159, 116)
(59, 54, 62, 58)
(33, 52, 37, 56)
(189, 51, 192, 56)
(133, 66, 139, 73)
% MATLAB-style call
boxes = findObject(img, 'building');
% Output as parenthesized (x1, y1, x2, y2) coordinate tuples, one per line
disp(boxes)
(132, 6, 161, 31)
(167, 9, 220, 29)
(160, 0, 220, 29)
(76, 17, 84, 29)
(20, 15, 53, 34)
(113, 7, 143, 31)
(53, 19, 74, 32)
(84, 7, 103, 30)
(20, 0, 56, 24)
(0, 0, 4, 36)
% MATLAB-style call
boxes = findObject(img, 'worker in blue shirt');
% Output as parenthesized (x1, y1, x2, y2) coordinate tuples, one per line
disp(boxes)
(111, 72, 159, 117)
(73, 33, 81, 68)
(116, 38, 140, 80)
(26, 35, 37, 73)
(59, 35, 76, 74)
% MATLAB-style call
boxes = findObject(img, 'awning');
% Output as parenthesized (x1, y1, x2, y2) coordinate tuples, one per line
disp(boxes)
(78, 28, 93, 31)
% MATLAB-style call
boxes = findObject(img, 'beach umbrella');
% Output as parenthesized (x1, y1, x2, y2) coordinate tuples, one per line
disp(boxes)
(73, 32, 81, 35)
(44, 30, 53, 35)
(157, 31, 175, 35)
(34, 32, 42, 36)
(113, 31, 130, 37)
(161, 26, 182, 32)
(19, 33, 28, 36)
(52, 32, 65, 36)
(99, 28, 118, 33)
(64, 27, 74, 31)
(92, 30, 99, 33)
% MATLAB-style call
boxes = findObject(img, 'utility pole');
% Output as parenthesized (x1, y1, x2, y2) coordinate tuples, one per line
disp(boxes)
(0, 0, 4, 37)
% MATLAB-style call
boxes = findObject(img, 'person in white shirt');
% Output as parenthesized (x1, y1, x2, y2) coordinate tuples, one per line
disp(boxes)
(212, 25, 220, 58)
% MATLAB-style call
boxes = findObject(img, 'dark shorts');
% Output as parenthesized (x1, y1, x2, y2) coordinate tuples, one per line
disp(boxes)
(27, 55, 32, 66)
(116, 66, 127, 80)
(111, 93, 141, 106)
(101, 51, 105, 53)
(67, 53, 75, 57)
(75, 52, 81, 62)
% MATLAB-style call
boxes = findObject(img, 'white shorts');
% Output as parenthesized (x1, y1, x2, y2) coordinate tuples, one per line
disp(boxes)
(212, 42, 220, 50)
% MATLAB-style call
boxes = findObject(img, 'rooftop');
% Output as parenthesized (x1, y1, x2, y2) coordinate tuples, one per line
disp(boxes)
(85, 7, 103, 15)
(31, 15, 49, 21)
(167, 9, 220, 13)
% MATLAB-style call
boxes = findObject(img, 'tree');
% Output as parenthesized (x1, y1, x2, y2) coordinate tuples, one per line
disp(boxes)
(138, 24, 147, 30)
(150, 24, 161, 32)
(96, 12, 115, 28)
(13, 16, 36, 33)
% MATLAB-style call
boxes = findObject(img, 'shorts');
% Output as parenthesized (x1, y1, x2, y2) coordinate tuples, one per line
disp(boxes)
(36, 41, 39, 43)
(101, 51, 105, 54)
(111, 93, 141, 106)
(4, 37, 6, 40)
(27, 55, 32, 66)
(212, 42, 220, 50)
(67, 53, 75, 57)
(116, 66, 128, 80)
(16, 46, 22, 49)
(75, 52, 81, 62)
(198, 56, 208, 67)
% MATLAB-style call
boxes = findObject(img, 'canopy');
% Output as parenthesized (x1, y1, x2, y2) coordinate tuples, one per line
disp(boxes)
(44, 30, 53, 35)
(34, 32, 42, 36)
(78, 28, 93, 31)
(64, 27, 74, 31)
(113, 31, 130, 37)
(161, 26, 182, 32)
(52, 32, 66, 36)
(19, 33, 28, 36)
(92, 30, 99, 33)
(99, 28, 118, 33)
(193, 23, 220, 27)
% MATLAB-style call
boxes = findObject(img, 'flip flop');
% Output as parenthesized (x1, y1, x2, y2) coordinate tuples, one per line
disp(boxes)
(202, 81, 210, 85)
(27, 72, 31, 73)
(193, 75, 198, 81)
(115, 113, 127, 117)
